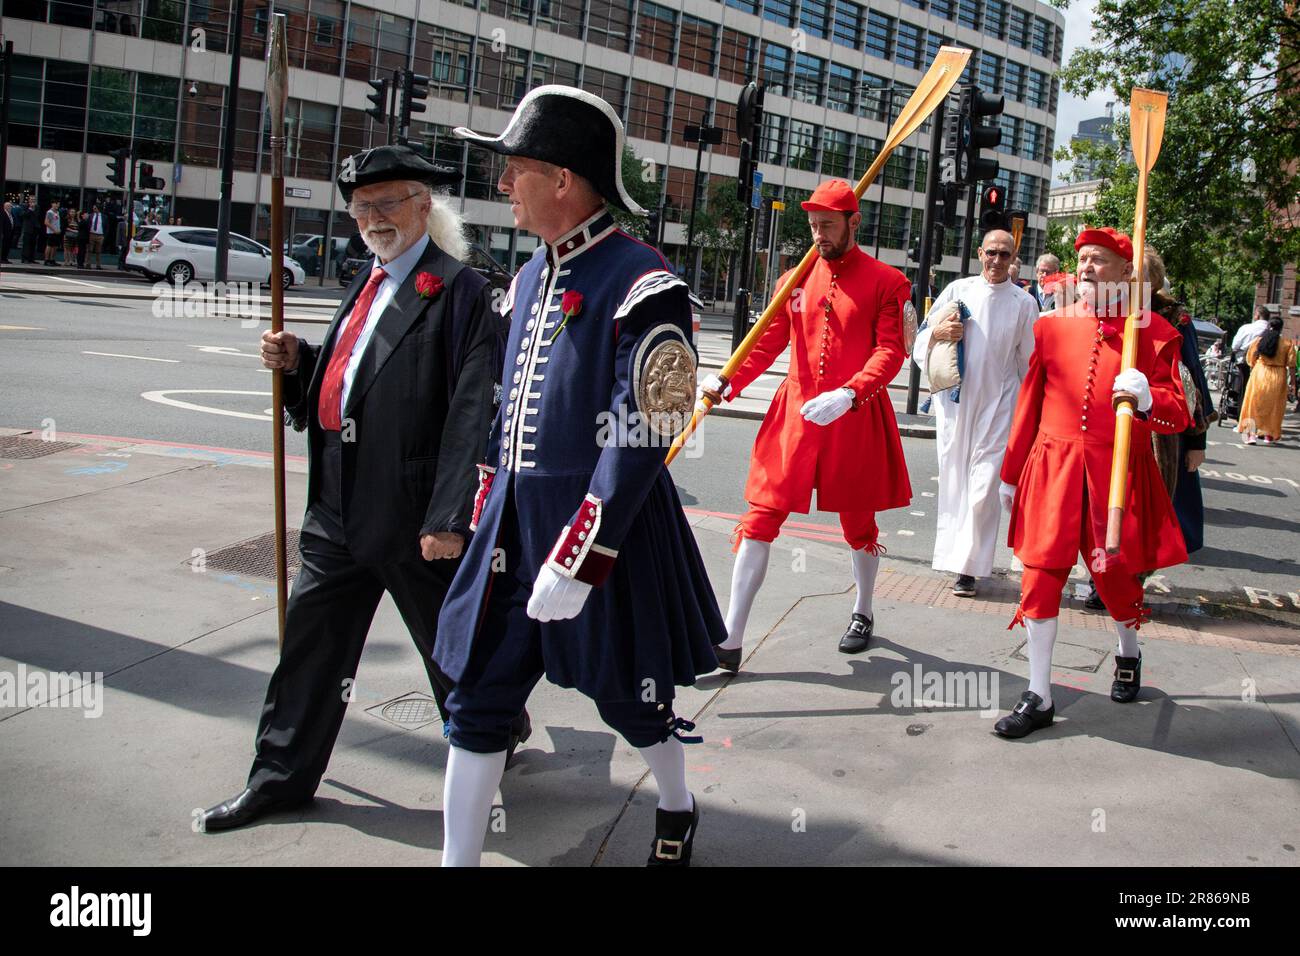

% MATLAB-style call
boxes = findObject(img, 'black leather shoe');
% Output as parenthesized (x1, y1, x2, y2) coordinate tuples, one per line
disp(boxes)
(713, 646, 741, 673)
(994, 691, 1055, 739)
(506, 708, 532, 768)
(646, 796, 699, 867)
(1084, 584, 1106, 611)
(1110, 654, 1142, 703)
(199, 788, 307, 833)
(838, 613, 873, 654)
(952, 574, 977, 597)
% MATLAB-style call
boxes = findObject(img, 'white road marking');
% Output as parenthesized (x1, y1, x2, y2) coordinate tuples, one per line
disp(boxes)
(140, 389, 272, 422)
(910, 511, 926, 516)
(84, 351, 179, 363)
(44, 274, 108, 288)
(0, 325, 43, 330)
(189, 345, 262, 358)
(896, 529, 915, 536)
(921, 491, 935, 497)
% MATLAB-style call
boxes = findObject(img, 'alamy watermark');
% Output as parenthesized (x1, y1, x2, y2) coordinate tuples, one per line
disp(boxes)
(0, 664, 104, 718)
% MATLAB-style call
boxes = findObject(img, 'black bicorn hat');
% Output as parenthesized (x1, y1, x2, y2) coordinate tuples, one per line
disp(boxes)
(335, 143, 461, 202)
(452, 85, 646, 215)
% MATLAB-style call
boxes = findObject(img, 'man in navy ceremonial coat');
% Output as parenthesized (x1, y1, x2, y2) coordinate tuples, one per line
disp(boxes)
(434, 86, 725, 867)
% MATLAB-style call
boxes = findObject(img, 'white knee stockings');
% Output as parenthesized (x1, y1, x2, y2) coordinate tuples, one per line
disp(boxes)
(851, 547, 879, 618)
(441, 746, 507, 867)
(639, 737, 692, 812)
(1025, 616, 1058, 710)
(722, 537, 770, 650)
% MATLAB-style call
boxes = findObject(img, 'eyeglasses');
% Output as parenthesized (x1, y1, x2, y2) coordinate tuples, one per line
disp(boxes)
(346, 191, 423, 219)
(981, 249, 1013, 260)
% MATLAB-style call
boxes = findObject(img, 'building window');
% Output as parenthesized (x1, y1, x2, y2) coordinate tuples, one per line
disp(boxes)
(473, 40, 529, 111)
(720, 28, 757, 85)
(984, 0, 1008, 40)
(1025, 69, 1047, 109)
(416, 27, 474, 103)
(763, 0, 795, 29)
(287, 98, 337, 180)
(86, 66, 133, 157)
(42, 61, 89, 154)
(879, 203, 908, 249)
(305, 0, 344, 74)
(883, 144, 913, 189)
(628, 80, 671, 143)
(900, 0, 927, 9)
(800, 0, 829, 38)
(793, 53, 826, 104)
(832, 1, 861, 48)
(680, 15, 718, 76)
(865, 12, 894, 61)
(857, 74, 888, 121)
(671, 92, 713, 149)
(582, 66, 627, 119)
(1033, 16, 1053, 57)
(1004, 60, 1027, 102)
(762, 42, 791, 97)
(1269, 273, 1284, 302)
(1008, 6, 1031, 48)
(788, 119, 819, 172)
(913, 149, 928, 191)
(827, 63, 856, 113)
(761, 112, 786, 166)
(957, 0, 980, 32)
(530, 54, 581, 90)
(997, 114, 1019, 155)
(823, 127, 852, 178)
(589, 0, 635, 52)
(635, 2, 678, 66)
(724, 0, 758, 13)
(926, 31, 950, 65)
(930, 0, 955, 20)
(895, 21, 922, 70)
(535, 0, 585, 39)
(1022, 120, 1043, 162)
(979, 52, 1001, 93)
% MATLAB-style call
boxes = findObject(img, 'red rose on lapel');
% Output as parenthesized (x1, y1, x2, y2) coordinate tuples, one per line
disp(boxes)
(561, 290, 583, 317)
(415, 272, 444, 300)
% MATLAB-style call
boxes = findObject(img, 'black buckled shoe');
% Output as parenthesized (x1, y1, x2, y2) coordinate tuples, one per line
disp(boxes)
(993, 691, 1056, 739)
(199, 788, 309, 833)
(646, 797, 699, 867)
(1110, 655, 1142, 703)
(713, 646, 741, 673)
(506, 708, 532, 768)
(838, 613, 873, 654)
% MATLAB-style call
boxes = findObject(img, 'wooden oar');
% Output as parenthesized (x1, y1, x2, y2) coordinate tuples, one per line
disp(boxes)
(1105, 87, 1168, 554)
(266, 14, 290, 645)
(665, 46, 972, 465)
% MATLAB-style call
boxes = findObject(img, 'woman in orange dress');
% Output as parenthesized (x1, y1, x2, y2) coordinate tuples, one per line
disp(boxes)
(1237, 318, 1296, 444)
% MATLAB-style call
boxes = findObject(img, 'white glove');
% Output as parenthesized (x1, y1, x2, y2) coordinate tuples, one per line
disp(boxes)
(800, 388, 855, 426)
(697, 372, 731, 404)
(526, 565, 592, 622)
(999, 481, 1016, 514)
(1112, 367, 1152, 413)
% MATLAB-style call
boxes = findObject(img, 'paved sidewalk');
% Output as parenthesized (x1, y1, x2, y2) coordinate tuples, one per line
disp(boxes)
(1, 428, 1295, 866)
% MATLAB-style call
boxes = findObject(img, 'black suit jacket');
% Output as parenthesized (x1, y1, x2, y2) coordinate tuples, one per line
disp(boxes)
(285, 237, 497, 566)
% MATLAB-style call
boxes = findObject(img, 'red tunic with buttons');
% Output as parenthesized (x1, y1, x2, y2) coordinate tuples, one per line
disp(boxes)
(727, 244, 912, 514)
(1001, 302, 1191, 573)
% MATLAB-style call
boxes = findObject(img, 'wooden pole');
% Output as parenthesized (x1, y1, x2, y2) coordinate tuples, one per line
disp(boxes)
(266, 14, 290, 645)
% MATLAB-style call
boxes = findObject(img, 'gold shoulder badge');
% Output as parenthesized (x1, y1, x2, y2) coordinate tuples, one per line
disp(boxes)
(639, 338, 696, 438)
(902, 299, 919, 354)
(1178, 361, 1197, 418)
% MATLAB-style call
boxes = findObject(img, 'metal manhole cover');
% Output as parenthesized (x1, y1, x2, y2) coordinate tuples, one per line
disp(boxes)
(1012, 640, 1109, 673)
(0, 435, 83, 459)
(366, 692, 442, 731)
(196, 529, 302, 581)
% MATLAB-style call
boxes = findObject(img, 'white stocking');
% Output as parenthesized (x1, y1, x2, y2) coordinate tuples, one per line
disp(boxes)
(721, 537, 770, 651)
(441, 746, 507, 867)
(639, 737, 693, 813)
(1115, 620, 1140, 659)
(851, 547, 880, 618)
(1025, 616, 1058, 710)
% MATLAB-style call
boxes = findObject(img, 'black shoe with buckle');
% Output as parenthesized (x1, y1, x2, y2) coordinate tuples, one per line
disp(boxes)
(952, 574, 977, 597)
(993, 691, 1055, 739)
(646, 796, 699, 867)
(1110, 654, 1142, 703)
(838, 613, 873, 654)
(1083, 584, 1106, 611)
(713, 645, 741, 673)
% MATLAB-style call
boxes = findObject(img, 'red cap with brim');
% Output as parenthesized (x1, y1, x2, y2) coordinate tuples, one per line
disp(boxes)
(1075, 226, 1133, 262)
(801, 179, 859, 213)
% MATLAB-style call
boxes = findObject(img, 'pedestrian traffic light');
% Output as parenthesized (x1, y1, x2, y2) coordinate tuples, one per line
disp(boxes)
(647, 207, 663, 246)
(136, 162, 166, 191)
(937, 182, 961, 230)
(365, 76, 390, 124)
(399, 70, 429, 131)
(959, 85, 1004, 185)
(106, 148, 129, 189)
(979, 184, 1008, 231)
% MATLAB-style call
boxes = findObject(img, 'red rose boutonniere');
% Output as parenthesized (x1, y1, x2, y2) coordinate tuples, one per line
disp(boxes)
(415, 272, 444, 300)
(549, 290, 584, 343)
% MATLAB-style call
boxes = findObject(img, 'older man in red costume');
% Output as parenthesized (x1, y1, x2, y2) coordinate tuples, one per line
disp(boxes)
(994, 226, 1191, 738)
(701, 179, 912, 669)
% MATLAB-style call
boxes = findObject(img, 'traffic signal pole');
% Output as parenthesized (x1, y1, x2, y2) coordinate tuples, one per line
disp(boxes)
(960, 180, 977, 275)
(907, 97, 946, 416)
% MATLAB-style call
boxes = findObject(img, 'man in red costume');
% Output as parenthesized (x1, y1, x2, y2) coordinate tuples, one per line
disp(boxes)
(994, 226, 1191, 738)
(701, 179, 912, 670)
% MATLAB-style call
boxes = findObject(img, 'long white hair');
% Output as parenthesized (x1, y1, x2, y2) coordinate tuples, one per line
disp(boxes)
(426, 189, 470, 262)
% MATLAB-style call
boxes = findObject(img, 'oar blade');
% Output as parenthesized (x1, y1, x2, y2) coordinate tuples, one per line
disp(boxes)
(1129, 87, 1168, 172)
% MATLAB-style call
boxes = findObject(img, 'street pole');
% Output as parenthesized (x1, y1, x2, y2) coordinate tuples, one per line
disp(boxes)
(959, 180, 977, 276)
(766, 199, 784, 305)
(907, 96, 947, 416)
(0, 39, 13, 209)
(732, 83, 764, 352)
(874, 86, 894, 259)
(215, 0, 246, 283)
(686, 134, 706, 289)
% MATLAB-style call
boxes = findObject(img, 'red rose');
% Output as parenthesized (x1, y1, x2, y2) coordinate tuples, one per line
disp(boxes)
(415, 272, 444, 300)
(561, 290, 583, 316)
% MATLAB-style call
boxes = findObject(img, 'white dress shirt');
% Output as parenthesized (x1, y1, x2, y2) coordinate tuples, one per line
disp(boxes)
(1231, 318, 1267, 352)
(332, 234, 430, 420)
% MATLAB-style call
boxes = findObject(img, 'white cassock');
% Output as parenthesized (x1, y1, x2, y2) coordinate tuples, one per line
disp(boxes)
(913, 276, 1038, 577)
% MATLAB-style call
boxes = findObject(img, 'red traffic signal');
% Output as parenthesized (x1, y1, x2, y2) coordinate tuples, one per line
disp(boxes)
(979, 185, 1008, 231)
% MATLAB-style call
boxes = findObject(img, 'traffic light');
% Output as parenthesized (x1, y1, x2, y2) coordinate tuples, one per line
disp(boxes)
(399, 70, 429, 131)
(937, 182, 961, 230)
(959, 85, 1004, 185)
(107, 148, 129, 188)
(136, 162, 165, 191)
(365, 76, 390, 124)
(978, 184, 1007, 231)
(735, 82, 764, 205)
(647, 207, 663, 246)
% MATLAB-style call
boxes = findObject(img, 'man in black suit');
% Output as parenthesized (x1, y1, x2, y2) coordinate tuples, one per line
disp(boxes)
(201, 145, 522, 832)
(0, 202, 13, 264)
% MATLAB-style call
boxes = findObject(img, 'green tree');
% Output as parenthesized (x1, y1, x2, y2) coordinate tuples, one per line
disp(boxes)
(613, 144, 663, 240)
(1053, 0, 1300, 303)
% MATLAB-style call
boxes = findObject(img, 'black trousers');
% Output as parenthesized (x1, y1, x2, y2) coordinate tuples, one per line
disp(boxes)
(246, 433, 457, 801)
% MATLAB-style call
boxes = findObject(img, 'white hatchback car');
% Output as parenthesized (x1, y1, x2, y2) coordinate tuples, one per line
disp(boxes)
(126, 226, 306, 290)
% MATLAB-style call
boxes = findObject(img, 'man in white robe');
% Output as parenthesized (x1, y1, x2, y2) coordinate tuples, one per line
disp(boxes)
(912, 228, 1038, 597)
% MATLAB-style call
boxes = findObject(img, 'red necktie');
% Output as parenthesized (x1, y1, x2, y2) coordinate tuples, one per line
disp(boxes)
(317, 266, 387, 431)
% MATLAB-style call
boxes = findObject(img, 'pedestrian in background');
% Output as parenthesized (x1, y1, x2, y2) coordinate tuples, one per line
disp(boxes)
(21, 198, 40, 263)
(87, 204, 106, 269)
(1031, 253, 1060, 310)
(43, 200, 62, 265)
(0, 201, 13, 264)
(1237, 317, 1296, 445)
(62, 208, 80, 266)
(75, 209, 90, 268)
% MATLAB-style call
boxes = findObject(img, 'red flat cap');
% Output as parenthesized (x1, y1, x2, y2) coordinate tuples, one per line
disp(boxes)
(801, 179, 860, 213)
(1075, 226, 1133, 262)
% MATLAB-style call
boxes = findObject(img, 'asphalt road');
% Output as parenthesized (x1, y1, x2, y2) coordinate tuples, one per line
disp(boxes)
(2, 291, 1297, 618)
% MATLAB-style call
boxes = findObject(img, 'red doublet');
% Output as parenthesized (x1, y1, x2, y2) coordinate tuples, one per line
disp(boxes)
(729, 245, 912, 514)
(1001, 303, 1191, 574)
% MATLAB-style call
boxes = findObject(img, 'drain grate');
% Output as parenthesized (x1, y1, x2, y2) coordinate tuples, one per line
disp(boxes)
(366, 692, 442, 731)
(0, 435, 84, 459)
(198, 529, 302, 581)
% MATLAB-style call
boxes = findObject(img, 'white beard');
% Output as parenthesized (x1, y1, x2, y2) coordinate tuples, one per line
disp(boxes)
(362, 224, 412, 262)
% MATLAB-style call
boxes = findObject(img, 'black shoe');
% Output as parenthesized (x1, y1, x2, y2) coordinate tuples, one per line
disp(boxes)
(646, 796, 699, 867)
(838, 613, 873, 654)
(1083, 584, 1106, 611)
(713, 645, 741, 673)
(952, 574, 977, 597)
(506, 708, 532, 768)
(994, 691, 1056, 739)
(199, 788, 308, 833)
(1110, 654, 1142, 703)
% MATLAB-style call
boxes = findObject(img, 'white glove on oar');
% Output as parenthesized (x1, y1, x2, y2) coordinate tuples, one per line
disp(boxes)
(800, 388, 855, 426)
(697, 372, 731, 404)
(999, 481, 1016, 514)
(1112, 368, 1152, 413)
(526, 566, 591, 622)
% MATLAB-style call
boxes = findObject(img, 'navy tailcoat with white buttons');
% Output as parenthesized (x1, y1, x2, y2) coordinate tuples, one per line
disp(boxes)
(435, 210, 724, 702)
